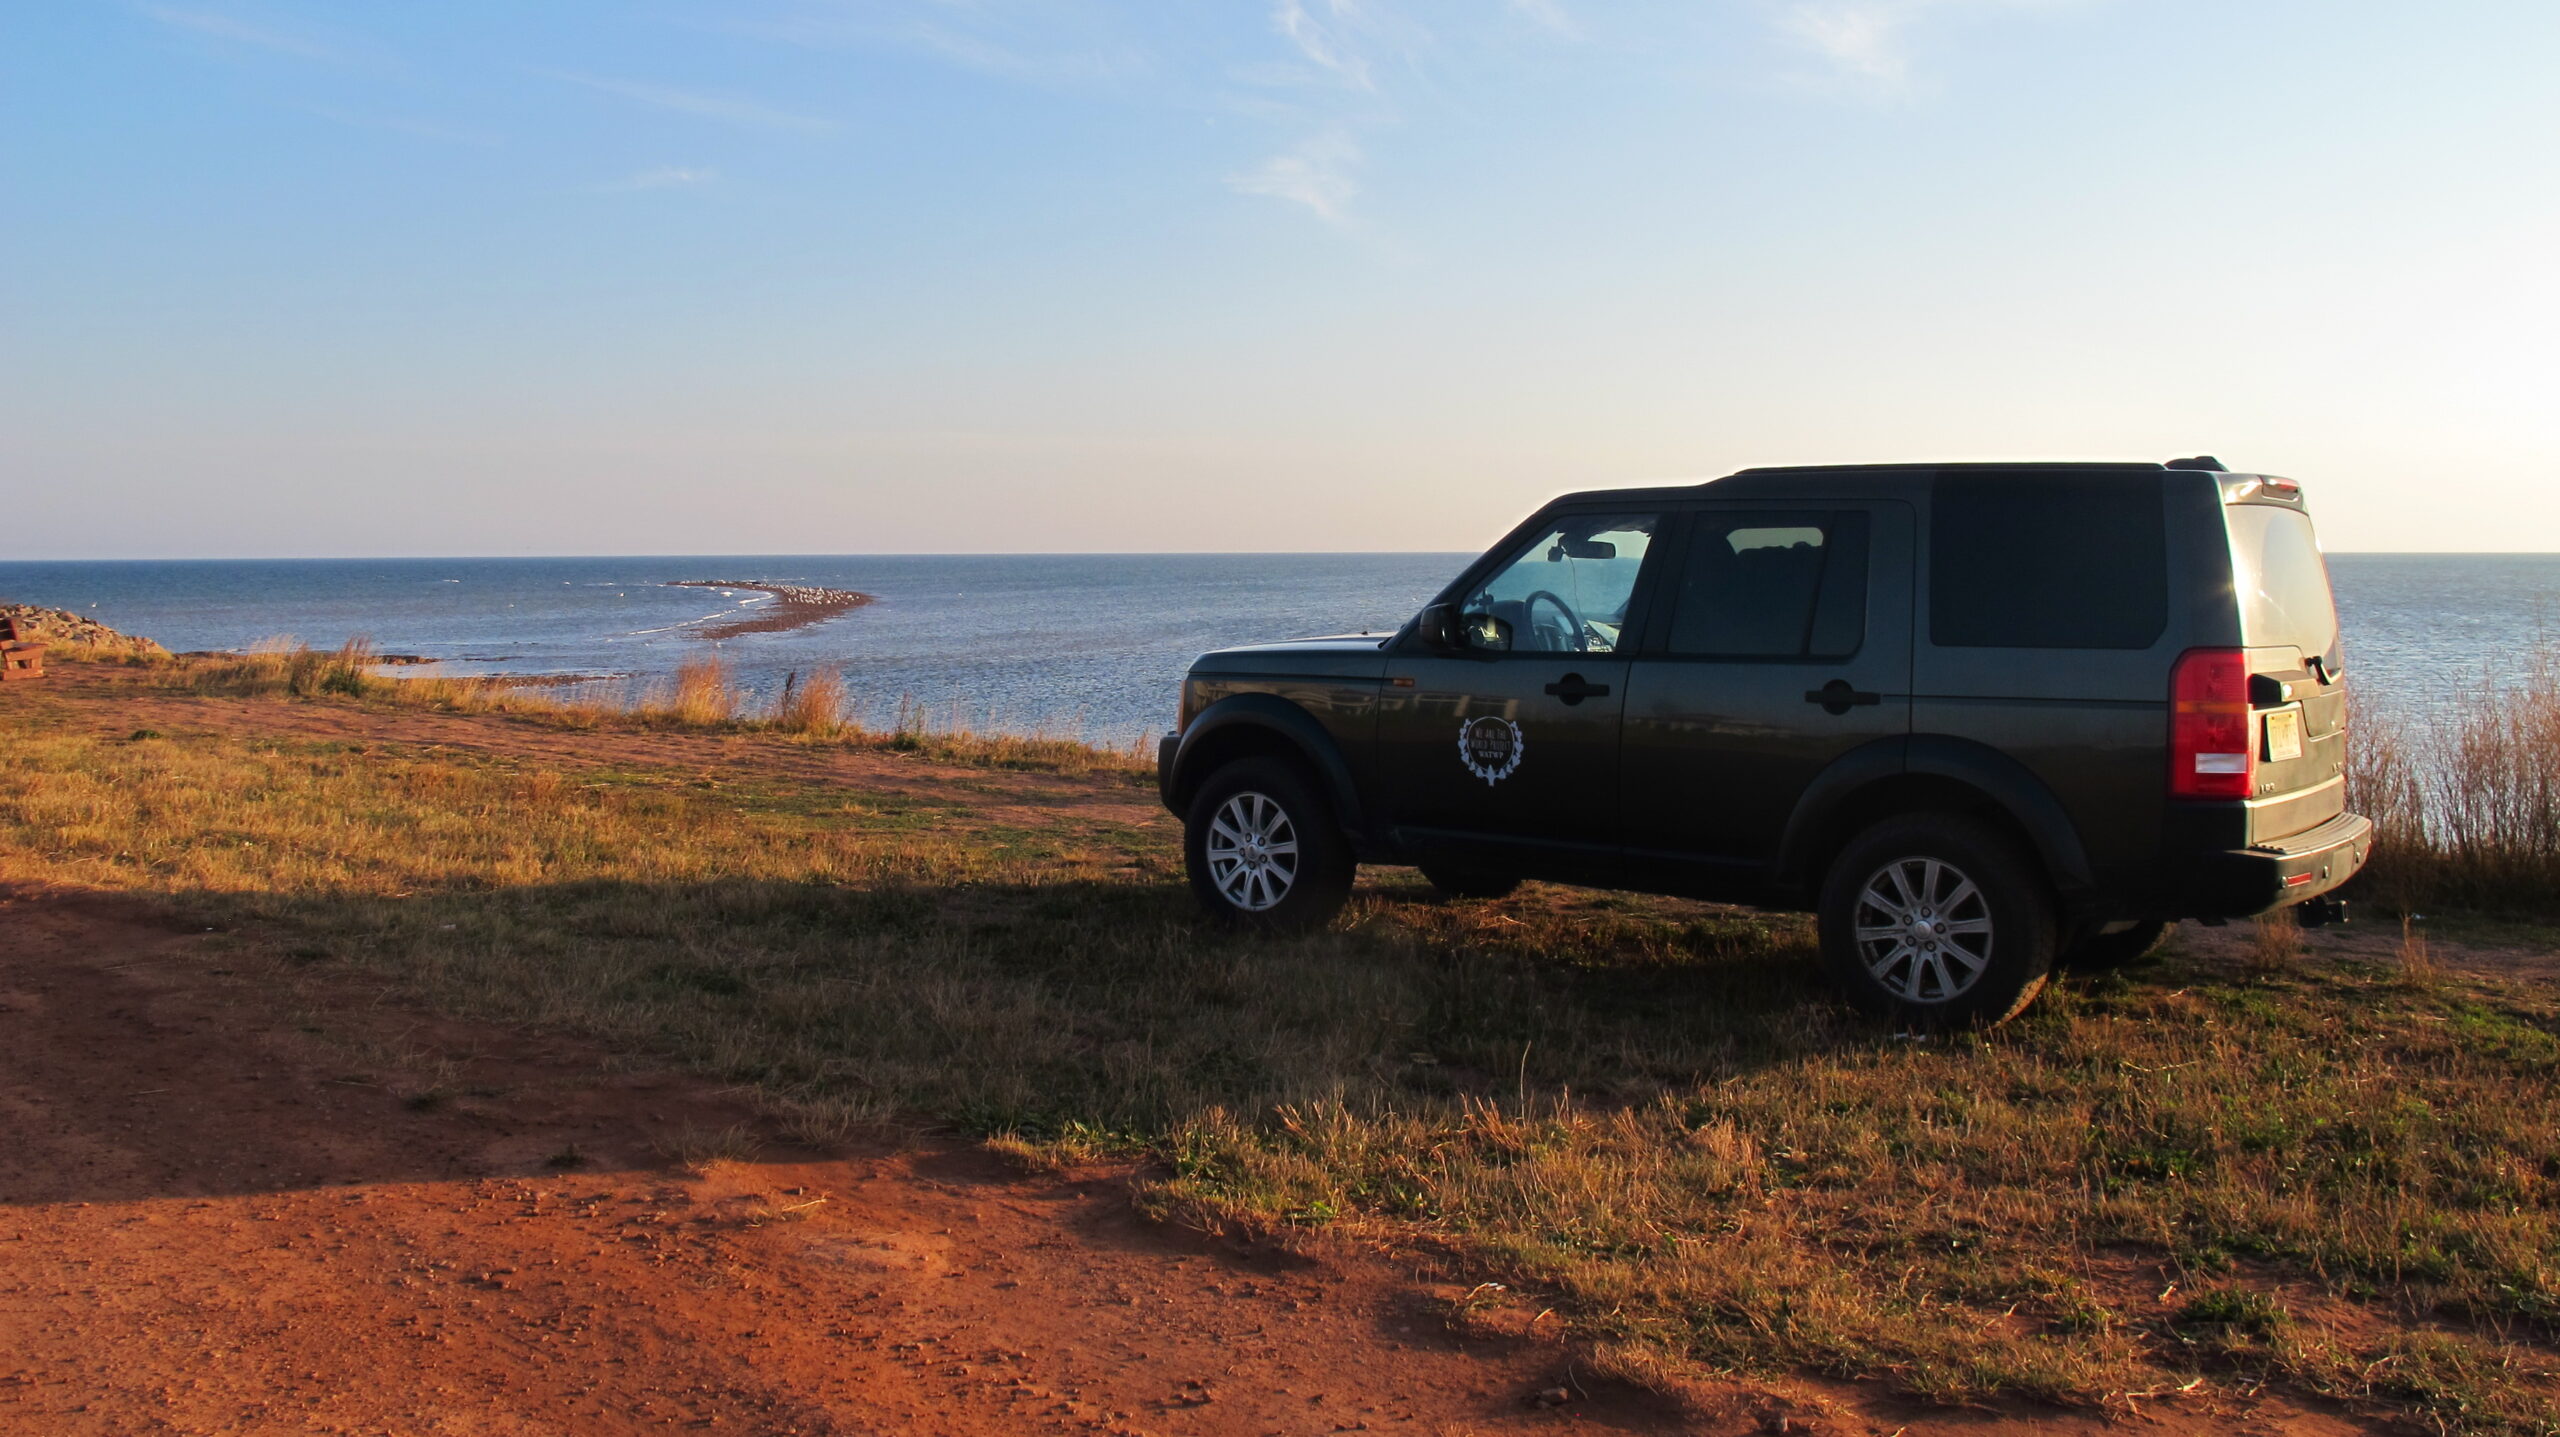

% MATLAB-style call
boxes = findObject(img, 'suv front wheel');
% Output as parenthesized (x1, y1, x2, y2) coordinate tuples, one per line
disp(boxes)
(1184, 757, 1355, 933)
(1818, 814, 2057, 1028)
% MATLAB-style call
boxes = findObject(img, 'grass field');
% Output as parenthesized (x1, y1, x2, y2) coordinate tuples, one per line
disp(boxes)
(4, 663, 2557, 1432)
(170, 638, 1157, 777)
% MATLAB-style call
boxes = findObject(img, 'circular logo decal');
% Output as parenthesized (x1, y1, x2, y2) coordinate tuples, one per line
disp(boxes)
(1457, 715, 1525, 786)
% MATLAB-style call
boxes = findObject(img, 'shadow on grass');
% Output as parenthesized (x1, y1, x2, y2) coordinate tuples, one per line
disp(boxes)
(141, 870, 1848, 1144)
(12, 873, 2560, 1431)
(0, 869, 1840, 1209)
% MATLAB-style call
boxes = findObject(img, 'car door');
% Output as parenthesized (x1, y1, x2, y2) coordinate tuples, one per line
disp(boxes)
(1617, 502, 1915, 881)
(1377, 509, 1667, 871)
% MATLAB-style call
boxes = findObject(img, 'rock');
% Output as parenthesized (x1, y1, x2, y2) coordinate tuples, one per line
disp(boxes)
(0, 603, 169, 660)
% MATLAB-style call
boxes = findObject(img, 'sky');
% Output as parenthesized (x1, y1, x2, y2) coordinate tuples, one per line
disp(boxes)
(4, 0, 2557, 558)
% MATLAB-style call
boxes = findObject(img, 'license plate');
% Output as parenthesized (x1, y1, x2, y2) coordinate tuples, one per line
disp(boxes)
(2263, 706, 2304, 763)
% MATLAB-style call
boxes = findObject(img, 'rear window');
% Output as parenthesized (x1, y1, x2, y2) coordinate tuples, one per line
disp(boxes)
(2226, 504, 2340, 659)
(1929, 474, 2167, 649)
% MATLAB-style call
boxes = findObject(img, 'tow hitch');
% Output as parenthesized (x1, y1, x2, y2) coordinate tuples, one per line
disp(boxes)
(2297, 895, 2349, 929)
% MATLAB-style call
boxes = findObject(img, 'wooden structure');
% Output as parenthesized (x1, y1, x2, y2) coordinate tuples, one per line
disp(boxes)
(0, 615, 46, 681)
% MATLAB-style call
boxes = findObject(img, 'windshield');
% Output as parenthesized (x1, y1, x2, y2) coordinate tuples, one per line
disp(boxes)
(2226, 504, 2341, 665)
(1461, 512, 1659, 653)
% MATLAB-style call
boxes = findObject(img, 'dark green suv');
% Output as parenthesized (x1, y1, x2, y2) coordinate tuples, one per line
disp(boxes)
(1157, 459, 2371, 1026)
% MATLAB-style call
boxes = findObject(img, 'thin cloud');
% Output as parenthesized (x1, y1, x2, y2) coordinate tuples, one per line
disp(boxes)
(1781, 2, 1912, 85)
(599, 167, 718, 192)
(546, 70, 833, 133)
(903, 23, 1146, 86)
(143, 5, 342, 63)
(1774, 0, 2086, 92)
(707, 6, 1146, 92)
(1272, 0, 1375, 91)
(1228, 131, 1361, 223)
(1508, 0, 1579, 37)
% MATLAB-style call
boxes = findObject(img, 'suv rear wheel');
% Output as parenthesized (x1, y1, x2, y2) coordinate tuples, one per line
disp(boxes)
(1184, 758, 1355, 933)
(1818, 814, 2056, 1028)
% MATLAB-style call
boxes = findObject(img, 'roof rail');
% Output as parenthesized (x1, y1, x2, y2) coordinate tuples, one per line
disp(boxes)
(1728, 461, 2168, 477)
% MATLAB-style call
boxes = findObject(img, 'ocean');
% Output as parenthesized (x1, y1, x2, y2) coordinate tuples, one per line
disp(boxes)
(0, 553, 2551, 744)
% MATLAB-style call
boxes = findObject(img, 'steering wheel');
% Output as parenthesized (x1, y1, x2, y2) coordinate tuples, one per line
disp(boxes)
(1522, 590, 1586, 652)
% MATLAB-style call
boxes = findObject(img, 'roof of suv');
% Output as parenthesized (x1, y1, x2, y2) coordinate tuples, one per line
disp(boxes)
(1553, 459, 2265, 507)
(1731, 461, 2172, 476)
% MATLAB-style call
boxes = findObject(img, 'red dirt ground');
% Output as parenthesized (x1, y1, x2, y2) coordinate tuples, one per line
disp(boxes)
(0, 672, 2407, 1435)
(1, 888, 2390, 1437)
(3, 888, 1713, 1436)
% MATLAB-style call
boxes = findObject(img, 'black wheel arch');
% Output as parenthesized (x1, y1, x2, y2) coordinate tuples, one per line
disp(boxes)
(1777, 735, 2097, 911)
(1163, 693, 1370, 837)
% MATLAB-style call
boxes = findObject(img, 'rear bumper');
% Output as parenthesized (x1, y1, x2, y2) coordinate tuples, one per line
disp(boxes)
(2172, 811, 2373, 919)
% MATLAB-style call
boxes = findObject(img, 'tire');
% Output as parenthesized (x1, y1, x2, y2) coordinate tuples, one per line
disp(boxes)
(1818, 813, 2058, 1028)
(1418, 864, 1522, 900)
(2059, 919, 2171, 972)
(1184, 757, 1355, 933)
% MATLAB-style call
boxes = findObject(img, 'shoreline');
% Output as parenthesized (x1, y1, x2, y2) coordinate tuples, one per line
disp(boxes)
(665, 580, 874, 640)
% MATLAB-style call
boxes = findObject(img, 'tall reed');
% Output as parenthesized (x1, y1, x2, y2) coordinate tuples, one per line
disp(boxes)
(188, 637, 380, 699)
(2347, 639, 2560, 913)
(767, 667, 848, 736)
(656, 656, 741, 727)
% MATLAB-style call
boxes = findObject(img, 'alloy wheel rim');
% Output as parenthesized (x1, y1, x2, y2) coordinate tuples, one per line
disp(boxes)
(1853, 856, 1994, 1003)
(1205, 791, 1300, 912)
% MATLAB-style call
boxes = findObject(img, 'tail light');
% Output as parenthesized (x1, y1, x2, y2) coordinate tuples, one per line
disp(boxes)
(2171, 648, 2254, 799)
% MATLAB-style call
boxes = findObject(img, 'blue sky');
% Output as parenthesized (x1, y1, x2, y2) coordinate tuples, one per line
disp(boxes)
(4, 1, 2556, 557)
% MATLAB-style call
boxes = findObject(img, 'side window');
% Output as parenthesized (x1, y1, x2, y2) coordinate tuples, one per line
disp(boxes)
(1461, 512, 1660, 654)
(1665, 511, 1870, 658)
(1930, 475, 2167, 649)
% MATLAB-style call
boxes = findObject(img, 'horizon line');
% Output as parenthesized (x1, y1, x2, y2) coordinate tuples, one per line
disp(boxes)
(5, 548, 2559, 565)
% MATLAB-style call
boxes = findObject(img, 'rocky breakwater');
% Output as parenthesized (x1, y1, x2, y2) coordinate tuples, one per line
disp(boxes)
(664, 581, 874, 640)
(0, 604, 170, 661)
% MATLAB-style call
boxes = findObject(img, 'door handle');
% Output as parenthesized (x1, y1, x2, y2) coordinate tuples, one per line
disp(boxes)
(1804, 679, 1880, 715)
(1543, 673, 1611, 705)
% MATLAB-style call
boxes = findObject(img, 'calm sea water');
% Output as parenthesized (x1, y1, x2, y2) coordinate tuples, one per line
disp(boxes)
(0, 555, 1463, 743)
(1, 553, 2551, 742)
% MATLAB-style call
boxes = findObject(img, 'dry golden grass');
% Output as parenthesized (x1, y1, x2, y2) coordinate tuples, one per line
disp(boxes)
(168, 643, 1151, 778)
(768, 668, 848, 736)
(2350, 641, 2560, 915)
(183, 636, 381, 698)
(654, 656, 741, 727)
(2247, 909, 2302, 975)
(1, 681, 2554, 1433)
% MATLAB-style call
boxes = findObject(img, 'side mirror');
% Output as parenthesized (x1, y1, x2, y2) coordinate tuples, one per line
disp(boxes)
(1417, 602, 1460, 649)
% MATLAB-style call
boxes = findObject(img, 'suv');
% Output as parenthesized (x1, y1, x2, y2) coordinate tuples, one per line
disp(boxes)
(1157, 459, 2370, 1026)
